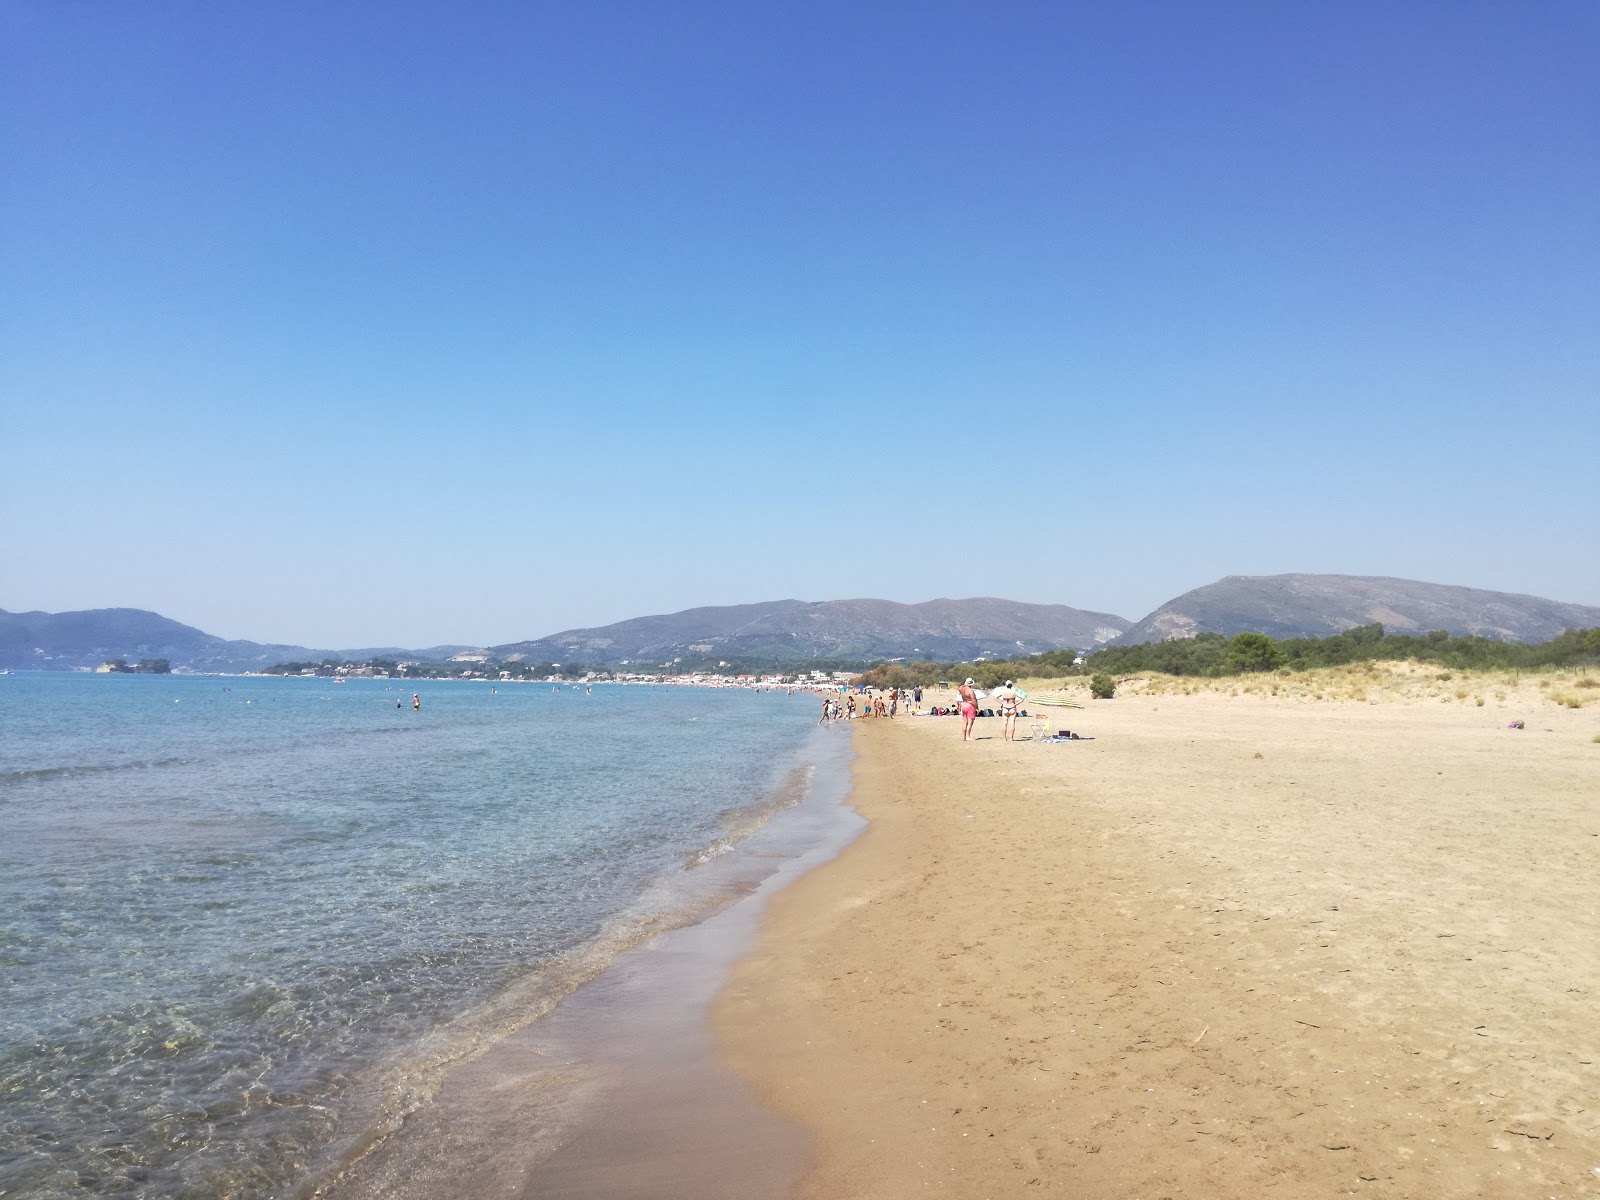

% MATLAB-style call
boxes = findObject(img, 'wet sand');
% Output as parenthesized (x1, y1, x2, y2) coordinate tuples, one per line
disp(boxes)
(316, 736, 861, 1200)
(717, 691, 1600, 1198)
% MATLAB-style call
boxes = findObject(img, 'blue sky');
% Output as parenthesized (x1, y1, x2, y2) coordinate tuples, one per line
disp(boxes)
(4, 1, 1596, 648)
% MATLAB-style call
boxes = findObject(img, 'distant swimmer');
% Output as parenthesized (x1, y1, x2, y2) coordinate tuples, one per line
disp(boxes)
(412, 693, 421, 711)
(397, 700, 402, 709)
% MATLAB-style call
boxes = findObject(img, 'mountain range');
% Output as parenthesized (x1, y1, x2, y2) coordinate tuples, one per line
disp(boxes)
(0, 607, 471, 674)
(4, 574, 1597, 672)
(1114, 574, 1600, 645)
(491, 598, 1130, 666)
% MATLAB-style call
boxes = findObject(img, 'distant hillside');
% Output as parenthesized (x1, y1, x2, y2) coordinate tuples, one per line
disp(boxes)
(21, 576, 1589, 673)
(1116, 575, 1600, 645)
(0, 608, 469, 672)
(492, 597, 1130, 666)
(0, 598, 1128, 673)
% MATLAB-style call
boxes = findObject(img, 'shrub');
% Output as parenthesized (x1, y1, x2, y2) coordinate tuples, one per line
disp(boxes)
(1224, 632, 1286, 674)
(1090, 672, 1116, 699)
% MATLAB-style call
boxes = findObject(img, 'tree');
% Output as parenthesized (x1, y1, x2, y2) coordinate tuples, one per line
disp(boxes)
(1223, 632, 1285, 673)
(1089, 672, 1116, 699)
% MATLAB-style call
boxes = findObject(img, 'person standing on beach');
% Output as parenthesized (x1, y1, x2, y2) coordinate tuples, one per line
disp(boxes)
(958, 678, 979, 741)
(993, 680, 1021, 742)
(819, 694, 831, 725)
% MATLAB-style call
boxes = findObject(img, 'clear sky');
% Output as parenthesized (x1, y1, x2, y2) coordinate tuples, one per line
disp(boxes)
(4, 1, 1596, 649)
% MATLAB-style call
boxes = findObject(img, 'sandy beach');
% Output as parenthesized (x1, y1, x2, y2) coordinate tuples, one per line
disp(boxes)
(717, 681, 1600, 1198)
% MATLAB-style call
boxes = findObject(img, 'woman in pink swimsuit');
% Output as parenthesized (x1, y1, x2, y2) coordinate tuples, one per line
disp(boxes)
(957, 677, 979, 741)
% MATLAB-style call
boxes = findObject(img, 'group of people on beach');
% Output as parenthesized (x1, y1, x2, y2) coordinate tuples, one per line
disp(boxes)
(820, 679, 1025, 742)
(818, 686, 919, 725)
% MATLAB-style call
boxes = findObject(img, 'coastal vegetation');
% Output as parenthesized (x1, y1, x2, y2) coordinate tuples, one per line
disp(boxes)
(1072, 660, 1599, 711)
(262, 626, 1600, 692)
(97, 658, 171, 674)
(851, 626, 1600, 691)
(1090, 624, 1600, 678)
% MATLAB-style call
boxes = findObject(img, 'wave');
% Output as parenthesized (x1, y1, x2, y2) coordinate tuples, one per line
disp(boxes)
(1, 756, 189, 785)
(300, 757, 828, 1199)
(2, 718, 433, 789)
(683, 764, 815, 870)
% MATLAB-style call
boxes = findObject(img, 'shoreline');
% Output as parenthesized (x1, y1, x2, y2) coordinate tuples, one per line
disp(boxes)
(716, 694, 1599, 1198)
(315, 722, 862, 1200)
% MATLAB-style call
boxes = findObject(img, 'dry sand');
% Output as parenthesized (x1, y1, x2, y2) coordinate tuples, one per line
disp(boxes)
(717, 681, 1600, 1198)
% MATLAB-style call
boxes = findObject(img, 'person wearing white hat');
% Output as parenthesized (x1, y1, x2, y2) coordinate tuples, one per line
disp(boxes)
(957, 677, 979, 741)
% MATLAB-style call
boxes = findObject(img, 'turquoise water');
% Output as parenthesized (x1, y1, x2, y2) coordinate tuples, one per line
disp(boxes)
(0, 673, 828, 1198)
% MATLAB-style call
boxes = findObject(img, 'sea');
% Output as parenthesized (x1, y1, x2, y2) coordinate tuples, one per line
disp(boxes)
(0, 672, 846, 1199)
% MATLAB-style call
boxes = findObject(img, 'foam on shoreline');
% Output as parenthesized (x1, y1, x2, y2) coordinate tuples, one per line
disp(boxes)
(312, 724, 862, 1199)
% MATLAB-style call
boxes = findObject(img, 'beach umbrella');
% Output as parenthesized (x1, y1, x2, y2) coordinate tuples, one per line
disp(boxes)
(1030, 694, 1083, 709)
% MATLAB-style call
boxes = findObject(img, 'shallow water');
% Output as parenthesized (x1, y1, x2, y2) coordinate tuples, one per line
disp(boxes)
(0, 673, 827, 1199)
